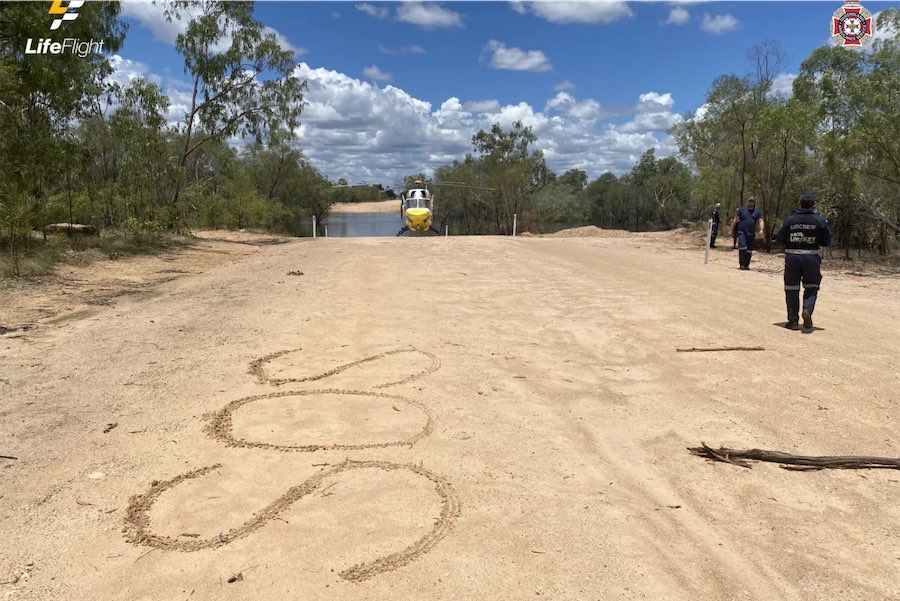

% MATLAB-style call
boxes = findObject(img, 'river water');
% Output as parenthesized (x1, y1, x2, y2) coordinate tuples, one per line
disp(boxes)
(323, 212, 402, 237)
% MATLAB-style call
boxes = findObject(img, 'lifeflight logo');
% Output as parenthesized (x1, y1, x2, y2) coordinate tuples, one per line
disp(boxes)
(25, 0, 104, 58)
(49, 0, 84, 31)
(25, 38, 104, 57)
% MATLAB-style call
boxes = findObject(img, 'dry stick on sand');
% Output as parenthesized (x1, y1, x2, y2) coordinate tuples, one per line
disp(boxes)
(676, 346, 765, 353)
(689, 443, 900, 470)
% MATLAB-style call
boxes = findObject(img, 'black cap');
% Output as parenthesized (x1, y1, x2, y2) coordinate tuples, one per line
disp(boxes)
(799, 191, 816, 207)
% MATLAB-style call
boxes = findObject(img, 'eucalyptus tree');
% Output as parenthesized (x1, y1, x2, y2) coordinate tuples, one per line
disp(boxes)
(529, 169, 588, 228)
(162, 0, 305, 227)
(471, 121, 549, 234)
(852, 8, 900, 248)
(0, 1, 125, 268)
(745, 99, 818, 248)
(795, 46, 870, 256)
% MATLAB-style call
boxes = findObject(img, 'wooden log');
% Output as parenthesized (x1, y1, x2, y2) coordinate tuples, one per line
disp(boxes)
(42, 223, 98, 236)
(676, 346, 765, 353)
(689, 443, 900, 470)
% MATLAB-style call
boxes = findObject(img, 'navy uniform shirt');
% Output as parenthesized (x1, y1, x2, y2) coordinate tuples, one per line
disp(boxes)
(711, 208, 720, 226)
(776, 208, 832, 251)
(736, 207, 762, 233)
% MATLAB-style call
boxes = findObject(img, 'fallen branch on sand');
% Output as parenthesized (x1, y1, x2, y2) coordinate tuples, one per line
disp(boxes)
(689, 442, 900, 470)
(0, 455, 17, 460)
(676, 346, 765, 353)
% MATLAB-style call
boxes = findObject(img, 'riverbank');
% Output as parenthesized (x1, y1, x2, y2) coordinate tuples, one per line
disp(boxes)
(331, 199, 401, 214)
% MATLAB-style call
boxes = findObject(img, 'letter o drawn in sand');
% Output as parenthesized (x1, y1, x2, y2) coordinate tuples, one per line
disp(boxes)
(205, 389, 435, 452)
(123, 459, 461, 582)
(249, 347, 441, 389)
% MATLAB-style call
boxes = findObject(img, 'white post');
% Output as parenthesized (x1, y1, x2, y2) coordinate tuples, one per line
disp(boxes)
(703, 218, 713, 264)
(513, 213, 517, 237)
(313, 216, 317, 238)
(445, 224, 448, 236)
(324, 225, 328, 238)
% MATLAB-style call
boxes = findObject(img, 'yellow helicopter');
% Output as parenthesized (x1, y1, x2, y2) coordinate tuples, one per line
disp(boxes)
(398, 180, 440, 236)
(332, 178, 493, 237)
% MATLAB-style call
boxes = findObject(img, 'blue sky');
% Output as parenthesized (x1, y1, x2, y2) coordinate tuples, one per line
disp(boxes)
(111, 1, 898, 185)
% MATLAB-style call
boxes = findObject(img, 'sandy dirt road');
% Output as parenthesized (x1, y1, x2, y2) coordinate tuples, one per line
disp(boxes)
(1, 233, 898, 601)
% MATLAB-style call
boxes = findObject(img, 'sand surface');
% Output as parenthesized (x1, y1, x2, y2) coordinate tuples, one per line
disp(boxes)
(331, 200, 401, 213)
(1, 231, 898, 601)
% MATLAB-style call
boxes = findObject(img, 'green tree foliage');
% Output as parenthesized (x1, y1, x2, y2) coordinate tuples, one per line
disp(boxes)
(630, 150, 693, 231)
(582, 153, 694, 232)
(162, 0, 305, 226)
(473, 121, 549, 233)
(1, 1, 325, 275)
(529, 169, 588, 228)
(0, 1, 126, 273)
(674, 31, 899, 255)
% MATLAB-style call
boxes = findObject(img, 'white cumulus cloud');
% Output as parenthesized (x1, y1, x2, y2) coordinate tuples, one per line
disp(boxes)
(618, 91, 682, 133)
(769, 73, 796, 99)
(263, 26, 306, 57)
(356, 3, 389, 19)
(509, 1, 528, 16)
(120, 2, 184, 45)
(363, 65, 393, 82)
(546, 92, 602, 121)
(120, 2, 304, 55)
(108, 56, 690, 186)
(700, 13, 741, 35)
(107, 55, 159, 88)
(462, 99, 502, 113)
(396, 2, 463, 28)
(514, 1, 633, 24)
(636, 92, 674, 113)
(484, 40, 553, 72)
(665, 7, 690, 25)
(291, 62, 686, 181)
(379, 45, 426, 55)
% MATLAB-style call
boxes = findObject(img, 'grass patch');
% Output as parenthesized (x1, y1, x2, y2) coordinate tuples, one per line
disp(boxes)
(0, 230, 194, 278)
(0, 248, 58, 278)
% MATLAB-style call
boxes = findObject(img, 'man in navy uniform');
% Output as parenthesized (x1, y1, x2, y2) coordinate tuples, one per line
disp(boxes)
(776, 192, 832, 331)
(730, 197, 764, 270)
(709, 203, 721, 248)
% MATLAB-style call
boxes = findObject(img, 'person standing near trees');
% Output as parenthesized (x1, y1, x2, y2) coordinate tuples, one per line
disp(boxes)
(709, 203, 721, 248)
(776, 192, 832, 331)
(730, 197, 764, 270)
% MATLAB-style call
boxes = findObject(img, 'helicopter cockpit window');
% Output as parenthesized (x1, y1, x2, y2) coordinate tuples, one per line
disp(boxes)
(405, 197, 431, 210)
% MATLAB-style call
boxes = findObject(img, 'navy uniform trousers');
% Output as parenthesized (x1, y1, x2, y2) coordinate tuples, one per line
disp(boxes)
(737, 229, 755, 268)
(784, 253, 822, 322)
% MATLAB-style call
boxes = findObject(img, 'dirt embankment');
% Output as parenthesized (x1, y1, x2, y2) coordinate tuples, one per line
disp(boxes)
(0, 230, 292, 328)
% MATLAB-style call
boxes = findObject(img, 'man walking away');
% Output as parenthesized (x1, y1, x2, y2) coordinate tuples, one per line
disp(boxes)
(710, 203, 721, 248)
(731, 197, 764, 270)
(776, 192, 832, 331)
